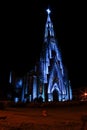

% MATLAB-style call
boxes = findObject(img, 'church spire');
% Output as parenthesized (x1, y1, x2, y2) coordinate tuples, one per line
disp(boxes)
(46, 8, 51, 15)
(44, 8, 55, 40)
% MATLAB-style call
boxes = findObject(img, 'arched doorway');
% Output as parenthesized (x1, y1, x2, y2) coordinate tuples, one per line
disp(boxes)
(53, 89, 58, 101)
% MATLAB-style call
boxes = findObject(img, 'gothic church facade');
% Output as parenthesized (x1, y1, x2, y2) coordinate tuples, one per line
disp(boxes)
(9, 9, 72, 103)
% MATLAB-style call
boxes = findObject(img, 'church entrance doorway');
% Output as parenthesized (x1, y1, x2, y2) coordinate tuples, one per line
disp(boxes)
(53, 89, 58, 101)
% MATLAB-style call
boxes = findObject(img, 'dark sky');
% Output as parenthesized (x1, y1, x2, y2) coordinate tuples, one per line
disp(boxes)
(0, 1, 87, 89)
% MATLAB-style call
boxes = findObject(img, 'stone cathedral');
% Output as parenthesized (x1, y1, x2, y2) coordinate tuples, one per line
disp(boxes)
(9, 8, 72, 103)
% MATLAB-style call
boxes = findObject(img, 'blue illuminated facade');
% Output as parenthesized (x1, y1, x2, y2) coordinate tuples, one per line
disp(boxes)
(9, 8, 72, 103)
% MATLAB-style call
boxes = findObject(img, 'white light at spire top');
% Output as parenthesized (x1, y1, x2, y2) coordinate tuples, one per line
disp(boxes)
(46, 8, 51, 14)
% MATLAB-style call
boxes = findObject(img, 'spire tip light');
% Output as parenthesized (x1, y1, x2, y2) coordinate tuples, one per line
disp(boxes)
(46, 8, 51, 15)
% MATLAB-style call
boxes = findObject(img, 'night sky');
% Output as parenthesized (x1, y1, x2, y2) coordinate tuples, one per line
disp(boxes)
(0, 1, 87, 90)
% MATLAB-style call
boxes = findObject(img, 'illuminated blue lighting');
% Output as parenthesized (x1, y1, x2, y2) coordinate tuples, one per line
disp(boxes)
(12, 8, 72, 103)
(44, 8, 55, 39)
(19, 80, 22, 86)
(48, 93, 53, 101)
(69, 81, 72, 100)
(29, 95, 32, 102)
(9, 71, 12, 84)
(33, 76, 37, 100)
(16, 79, 22, 88)
(40, 8, 72, 102)
(14, 97, 19, 103)
(51, 83, 60, 93)
(46, 8, 51, 14)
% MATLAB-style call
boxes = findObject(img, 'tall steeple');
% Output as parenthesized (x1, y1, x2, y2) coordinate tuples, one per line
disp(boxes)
(9, 8, 72, 103)
(39, 8, 72, 102)
(44, 8, 55, 40)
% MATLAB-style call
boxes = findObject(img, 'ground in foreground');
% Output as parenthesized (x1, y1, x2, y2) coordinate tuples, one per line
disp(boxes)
(0, 102, 87, 129)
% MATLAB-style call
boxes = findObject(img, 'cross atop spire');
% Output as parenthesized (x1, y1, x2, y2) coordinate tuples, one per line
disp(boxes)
(46, 8, 51, 15)
(44, 8, 54, 39)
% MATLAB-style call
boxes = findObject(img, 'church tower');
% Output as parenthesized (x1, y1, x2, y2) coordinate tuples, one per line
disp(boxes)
(8, 8, 72, 103)
(39, 8, 72, 102)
